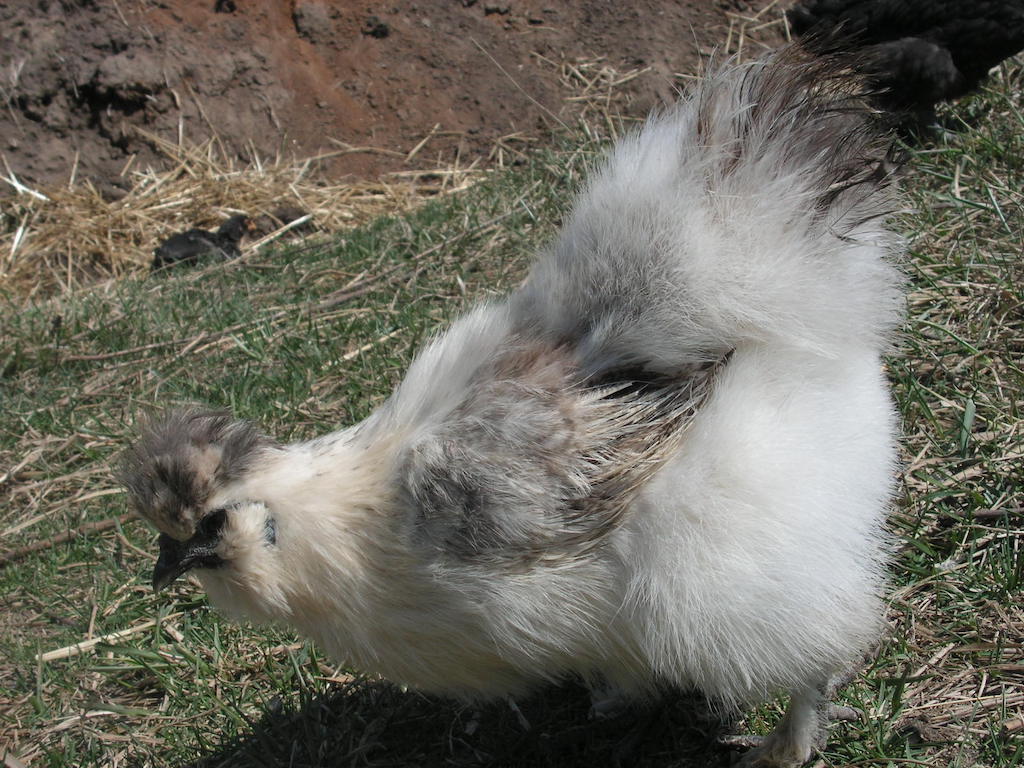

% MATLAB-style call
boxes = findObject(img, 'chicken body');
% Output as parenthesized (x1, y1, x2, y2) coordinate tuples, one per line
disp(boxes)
(123, 46, 904, 767)
(788, 0, 1024, 128)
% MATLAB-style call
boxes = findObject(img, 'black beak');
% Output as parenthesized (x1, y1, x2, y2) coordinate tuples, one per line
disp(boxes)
(152, 526, 226, 592)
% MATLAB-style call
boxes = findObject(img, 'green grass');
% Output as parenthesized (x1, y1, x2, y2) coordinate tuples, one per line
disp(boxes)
(2, 64, 1022, 767)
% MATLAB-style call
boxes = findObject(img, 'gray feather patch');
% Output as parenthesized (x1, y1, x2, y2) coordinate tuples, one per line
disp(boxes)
(399, 342, 728, 570)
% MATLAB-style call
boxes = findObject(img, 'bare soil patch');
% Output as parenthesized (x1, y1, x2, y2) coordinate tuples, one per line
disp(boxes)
(1, 0, 781, 197)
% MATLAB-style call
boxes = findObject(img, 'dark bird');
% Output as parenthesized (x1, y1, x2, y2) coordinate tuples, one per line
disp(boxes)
(122, 46, 904, 768)
(787, 0, 1024, 131)
(152, 215, 254, 270)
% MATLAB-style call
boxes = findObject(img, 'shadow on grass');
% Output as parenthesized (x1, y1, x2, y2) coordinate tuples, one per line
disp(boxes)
(187, 678, 738, 768)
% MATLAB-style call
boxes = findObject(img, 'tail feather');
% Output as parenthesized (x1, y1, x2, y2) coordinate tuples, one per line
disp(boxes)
(513, 45, 905, 378)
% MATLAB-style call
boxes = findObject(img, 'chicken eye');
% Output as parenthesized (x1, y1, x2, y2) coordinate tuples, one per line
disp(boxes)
(198, 507, 228, 539)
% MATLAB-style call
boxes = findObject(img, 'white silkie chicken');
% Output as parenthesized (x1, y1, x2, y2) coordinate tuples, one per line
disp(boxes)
(121, 45, 904, 767)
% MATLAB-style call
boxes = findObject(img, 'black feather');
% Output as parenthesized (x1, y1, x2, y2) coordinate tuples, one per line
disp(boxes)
(788, 0, 1024, 130)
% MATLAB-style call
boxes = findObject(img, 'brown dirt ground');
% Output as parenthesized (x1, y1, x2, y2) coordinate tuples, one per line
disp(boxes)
(1, 0, 784, 198)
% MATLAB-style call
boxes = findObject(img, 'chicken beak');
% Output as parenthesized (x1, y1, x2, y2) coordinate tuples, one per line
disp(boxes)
(152, 532, 224, 592)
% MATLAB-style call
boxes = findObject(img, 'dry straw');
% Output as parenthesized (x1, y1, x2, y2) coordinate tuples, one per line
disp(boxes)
(0, 128, 481, 301)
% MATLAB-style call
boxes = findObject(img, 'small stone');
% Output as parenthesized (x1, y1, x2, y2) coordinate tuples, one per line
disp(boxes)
(362, 15, 390, 38)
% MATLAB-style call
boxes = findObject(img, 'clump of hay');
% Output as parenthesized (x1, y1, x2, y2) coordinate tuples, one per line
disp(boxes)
(0, 131, 480, 300)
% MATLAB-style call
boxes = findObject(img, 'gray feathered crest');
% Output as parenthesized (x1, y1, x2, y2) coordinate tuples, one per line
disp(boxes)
(119, 409, 269, 540)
